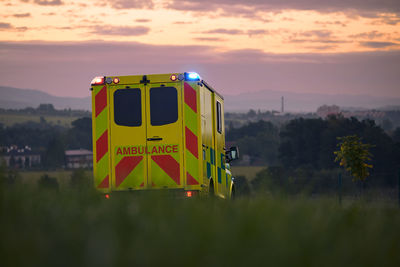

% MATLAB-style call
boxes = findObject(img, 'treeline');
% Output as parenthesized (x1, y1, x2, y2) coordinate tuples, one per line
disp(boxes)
(0, 104, 91, 117)
(227, 115, 400, 193)
(0, 117, 92, 169)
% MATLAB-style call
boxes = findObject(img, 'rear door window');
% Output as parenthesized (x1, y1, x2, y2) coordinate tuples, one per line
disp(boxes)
(114, 88, 142, 126)
(150, 87, 178, 126)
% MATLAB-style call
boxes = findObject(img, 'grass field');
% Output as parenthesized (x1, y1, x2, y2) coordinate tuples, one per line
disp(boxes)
(1, 183, 399, 267)
(18, 170, 92, 188)
(230, 166, 265, 181)
(0, 113, 81, 127)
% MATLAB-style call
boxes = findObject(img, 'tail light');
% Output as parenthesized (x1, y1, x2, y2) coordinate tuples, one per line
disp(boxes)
(185, 190, 198, 198)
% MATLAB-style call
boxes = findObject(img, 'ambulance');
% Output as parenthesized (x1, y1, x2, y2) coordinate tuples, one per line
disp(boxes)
(90, 72, 239, 198)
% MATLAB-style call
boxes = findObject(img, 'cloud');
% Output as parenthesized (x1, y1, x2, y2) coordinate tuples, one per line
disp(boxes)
(360, 41, 399, 48)
(349, 31, 386, 40)
(194, 37, 225, 42)
(0, 22, 12, 29)
(203, 28, 244, 35)
(19, 0, 63, 5)
(166, 0, 400, 17)
(315, 20, 347, 27)
(287, 30, 348, 44)
(13, 13, 31, 18)
(173, 21, 193, 24)
(0, 22, 27, 31)
(0, 41, 399, 99)
(22, 0, 64, 5)
(135, 19, 151, 23)
(102, 0, 154, 9)
(298, 30, 333, 38)
(247, 29, 269, 37)
(202, 28, 269, 37)
(90, 25, 150, 36)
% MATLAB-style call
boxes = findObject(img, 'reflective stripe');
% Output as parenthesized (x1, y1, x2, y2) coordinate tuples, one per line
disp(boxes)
(93, 85, 110, 190)
(115, 156, 143, 187)
(207, 162, 211, 178)
(187, 172, 199, 185)
(210, 148, 215, 165)
(184, 82, 197, 113)
(96, 130, 108, 163)
(95, 86, 107, 117)
(152, 155, 181, 185)
(97, 175, 109, 188)
(185, 127, 198, 159)
(184, 82, 200, 185)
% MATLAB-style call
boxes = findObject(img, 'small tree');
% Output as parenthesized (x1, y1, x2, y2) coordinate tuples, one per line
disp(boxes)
(38, 174, 59, 190)
(334, 135, 373, 182)
(70, 168, 91, 190)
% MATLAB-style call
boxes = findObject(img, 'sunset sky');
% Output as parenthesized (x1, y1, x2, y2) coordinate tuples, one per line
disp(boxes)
(0, 0, 399, 99)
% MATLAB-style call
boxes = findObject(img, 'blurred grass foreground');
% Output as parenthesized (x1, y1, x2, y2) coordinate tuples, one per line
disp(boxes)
(1, 184, 400, 267)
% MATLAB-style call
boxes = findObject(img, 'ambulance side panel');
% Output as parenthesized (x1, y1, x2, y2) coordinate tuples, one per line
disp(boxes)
(92, 84, 111, 192)
(200, 86, 215, 190)
(214, 95, 227, 198)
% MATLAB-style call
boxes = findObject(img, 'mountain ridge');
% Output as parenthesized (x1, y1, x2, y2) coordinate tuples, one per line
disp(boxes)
(1, 86, 399, 112)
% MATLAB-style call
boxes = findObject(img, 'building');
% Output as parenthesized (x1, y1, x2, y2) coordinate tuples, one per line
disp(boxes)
(65, 149, 93, 169)
(316, 105, 341, 117)
(1, 145, 41, 168)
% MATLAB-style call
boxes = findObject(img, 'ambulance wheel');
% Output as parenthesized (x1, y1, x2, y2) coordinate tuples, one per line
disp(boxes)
(209, 179, 215, 197)
(231, 185, 236, 199)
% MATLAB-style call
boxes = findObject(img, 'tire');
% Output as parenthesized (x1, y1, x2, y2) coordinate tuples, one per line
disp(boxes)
(231, 185, 236, 200)
(209, 179, 215, 197)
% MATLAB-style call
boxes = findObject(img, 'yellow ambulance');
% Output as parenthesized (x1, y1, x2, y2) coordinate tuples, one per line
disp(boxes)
(90, 72, 239, 198)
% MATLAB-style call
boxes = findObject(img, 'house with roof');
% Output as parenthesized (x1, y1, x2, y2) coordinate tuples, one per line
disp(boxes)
(65, 149, 93, 169)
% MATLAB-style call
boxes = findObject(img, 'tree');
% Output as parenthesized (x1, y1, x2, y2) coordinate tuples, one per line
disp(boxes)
(334, 135, 373, 182)
(43, 134, 65, 169)
(38, 174, 59, 190)
(66, 117, 92, 150)
(392, 127, 400, 143)
(70, 168, 92, 189)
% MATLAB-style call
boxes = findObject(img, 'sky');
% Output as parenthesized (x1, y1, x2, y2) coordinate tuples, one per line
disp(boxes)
(0, 0, 399, 99)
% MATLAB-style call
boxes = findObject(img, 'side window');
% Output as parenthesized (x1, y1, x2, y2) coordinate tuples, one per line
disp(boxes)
(217, 101, 222, 133)
(150, 87, 178, 126)
(114, 89, 142, 126)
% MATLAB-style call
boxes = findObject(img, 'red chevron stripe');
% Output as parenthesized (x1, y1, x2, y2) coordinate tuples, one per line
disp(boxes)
(185, 127, 198, 159)
(186, 172, 199, 185)
(151, 155, 180, 185)
(115, 156, 143, 188)
(184, 82, 197, 113)
(97, 175, 109, 188)
(96, 130, 108, 162)
(95, 86, 107, 117)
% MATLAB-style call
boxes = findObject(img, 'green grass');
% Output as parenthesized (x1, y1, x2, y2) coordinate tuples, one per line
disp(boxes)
(0, 113, 81, 127)
(18, 170, 92, 188)
(1, 184, 399, 267)
(230, 166, 265, 181)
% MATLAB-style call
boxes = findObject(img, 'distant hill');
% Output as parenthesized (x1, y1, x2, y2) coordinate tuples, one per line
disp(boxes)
(224, 90, 400, 112)
(0, 86, 91, 110)
(1, 85, 399, 113)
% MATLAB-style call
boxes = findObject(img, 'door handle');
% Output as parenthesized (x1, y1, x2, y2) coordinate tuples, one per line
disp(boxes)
(147, 137, 163, 141)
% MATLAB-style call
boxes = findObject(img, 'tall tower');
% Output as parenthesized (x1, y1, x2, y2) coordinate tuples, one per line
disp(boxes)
(281, 96, 284, 113)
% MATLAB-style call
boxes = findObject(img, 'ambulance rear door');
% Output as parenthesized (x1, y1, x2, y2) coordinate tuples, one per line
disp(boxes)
(145, 81, 184, 189)
(109, 83, 147, 190)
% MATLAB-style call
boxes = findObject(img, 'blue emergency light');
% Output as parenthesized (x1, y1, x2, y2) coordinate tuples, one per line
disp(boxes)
(184, 72, 201, 81)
